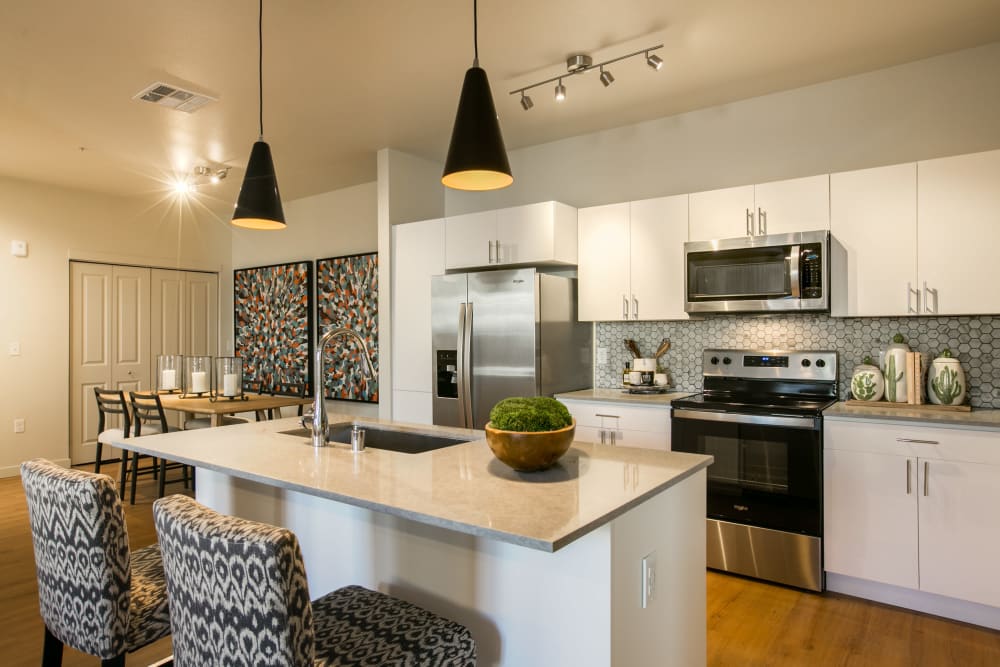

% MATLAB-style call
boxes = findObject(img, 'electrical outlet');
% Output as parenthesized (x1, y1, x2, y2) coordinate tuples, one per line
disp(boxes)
(8, 341, 20, 356)
(596, 347, 608, 365)
(641, 551, 657, 608)
(13, 418, 25, 434)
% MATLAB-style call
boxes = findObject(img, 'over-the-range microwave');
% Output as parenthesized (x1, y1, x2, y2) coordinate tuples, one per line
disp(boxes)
(684, 230, 830, 314)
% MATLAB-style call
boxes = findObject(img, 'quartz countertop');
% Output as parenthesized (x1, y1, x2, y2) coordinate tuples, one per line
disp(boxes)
(111, 414, 711, 552)
(555, 387, 693, 406)
(824, 401, 1000, 430)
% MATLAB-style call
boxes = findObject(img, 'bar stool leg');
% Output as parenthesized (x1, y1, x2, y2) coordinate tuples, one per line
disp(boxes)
(118, 452, 128, 501)
(158, 459, 167, 499)
(42, 626, 63, 667)
(94, 442, 103, 474)
(129, 451, 140, 505)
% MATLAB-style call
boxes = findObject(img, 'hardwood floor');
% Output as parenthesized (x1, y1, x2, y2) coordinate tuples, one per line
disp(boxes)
(2, 467, 999, 666)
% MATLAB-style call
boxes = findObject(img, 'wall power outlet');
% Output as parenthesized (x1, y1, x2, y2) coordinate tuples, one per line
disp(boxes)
(641, 550, 656, 608)
(13, 418, 25, 434)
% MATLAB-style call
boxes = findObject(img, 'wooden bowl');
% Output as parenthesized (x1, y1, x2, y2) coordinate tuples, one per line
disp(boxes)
(484, 419, 576, 472)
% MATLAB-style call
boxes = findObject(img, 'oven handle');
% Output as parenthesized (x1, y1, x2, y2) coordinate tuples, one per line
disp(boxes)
(672, 408, 819, 430)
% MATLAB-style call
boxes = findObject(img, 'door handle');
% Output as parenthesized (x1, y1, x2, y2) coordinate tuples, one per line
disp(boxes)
(906, 283, 921, 314)
(622, 295, 629, 320)
(896, 438, 939, 445)
(923, 282, 939, 314)
(495, 239, 501, 263)
(758, 207, 767, 236)
(746, 208, 754, 236)
(456, 303, 468, 428)
(923, 460, 929, 497)
(906, 459, 912, 495)
(609, 430, 616, 446)
(463, 302, 474, 427)
(632, 295, 639, 320)
(600, 429, 607, 445)
(488, 240, 495, 264)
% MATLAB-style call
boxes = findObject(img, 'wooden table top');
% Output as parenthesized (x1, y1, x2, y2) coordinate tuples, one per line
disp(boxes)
(158, 392, 313, 416)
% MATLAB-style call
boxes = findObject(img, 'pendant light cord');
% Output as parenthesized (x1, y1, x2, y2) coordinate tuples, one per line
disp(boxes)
(258, 0, 264, 140)
(473, 0, 479, 66)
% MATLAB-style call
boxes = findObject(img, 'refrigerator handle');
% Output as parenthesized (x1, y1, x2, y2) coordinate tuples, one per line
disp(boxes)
(456, 303, 468, 428)
(463, 302, 474, 427)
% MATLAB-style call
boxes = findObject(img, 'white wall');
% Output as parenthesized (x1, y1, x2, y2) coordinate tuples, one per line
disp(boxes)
(232, 181, 380, 419)
(445, 41, 1000, 214)
(0, 175, 231, 476)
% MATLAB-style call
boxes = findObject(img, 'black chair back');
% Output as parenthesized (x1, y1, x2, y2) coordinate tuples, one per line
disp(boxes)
(94, 387, 131, 439)
(128, 391, 169, 436)
(273, 382, 309, 417)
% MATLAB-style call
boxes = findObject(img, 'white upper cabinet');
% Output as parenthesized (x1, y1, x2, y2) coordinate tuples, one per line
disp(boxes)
(688, 185, 755, 242)
(577, 196, 689, 322)
(688, 175, 829, 242)
(832, 149, 1000, 317)
(917, 149, 1000, 316)
(577, 203, 630, 321)
(830, 163, 918, 317)
(445, 201, 577, 270)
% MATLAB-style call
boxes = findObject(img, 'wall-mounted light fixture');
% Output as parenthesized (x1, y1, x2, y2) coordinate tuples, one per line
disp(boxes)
(510, 44, 664, 110)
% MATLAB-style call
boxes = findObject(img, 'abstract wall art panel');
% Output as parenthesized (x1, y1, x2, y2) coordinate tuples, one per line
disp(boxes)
(316, 252, 378, 402)
(234, 261, 313, 392)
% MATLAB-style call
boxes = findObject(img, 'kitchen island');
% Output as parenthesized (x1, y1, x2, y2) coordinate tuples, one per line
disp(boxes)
(113, 414, 712, 666)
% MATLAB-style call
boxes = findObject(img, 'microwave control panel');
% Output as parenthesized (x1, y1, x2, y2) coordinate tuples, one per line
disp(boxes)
(800, 243, 823, 299)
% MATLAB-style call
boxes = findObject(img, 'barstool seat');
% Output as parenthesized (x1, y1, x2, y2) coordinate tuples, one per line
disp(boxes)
(153, 495, 476, 666)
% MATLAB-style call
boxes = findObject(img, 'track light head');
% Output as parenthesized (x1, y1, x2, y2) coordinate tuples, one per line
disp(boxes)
(646, 52, 663, 71)
(520, 92, 534, 110)
(599, 67, 614, 87)
(554, 80, 566, 102)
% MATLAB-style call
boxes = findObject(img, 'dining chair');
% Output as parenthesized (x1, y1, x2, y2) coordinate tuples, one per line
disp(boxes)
(153, 494, 477, 666)
(270, 381, 309, 419)
(20, 459, 171, 666)
(128, 391, 192, 503)
(93, 388, 131, 482)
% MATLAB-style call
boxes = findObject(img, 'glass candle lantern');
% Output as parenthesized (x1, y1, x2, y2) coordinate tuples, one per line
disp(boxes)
(215, 356, 244, 400)
(156, 354, 183, 393)
(184, 355, 213, 396)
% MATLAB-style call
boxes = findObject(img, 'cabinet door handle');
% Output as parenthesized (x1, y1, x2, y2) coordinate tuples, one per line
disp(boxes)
(622, 295, 629, 320)
(906, 282, 921, 314)
(595, 413, 620, 419)
(609, 430, 616, 446)
(895, 438, 939, 445)
(632, 295, 639, 320)
(488, 240, 495, 264)
(496, 239, 501, 263)
(600, 429, 607, 445)
(923, 282, 939, 314)
(923, 460, 929, 496)
(746, 208, 754, 236)
(758, 207, 767, 236)
(906, 459, 912, 495)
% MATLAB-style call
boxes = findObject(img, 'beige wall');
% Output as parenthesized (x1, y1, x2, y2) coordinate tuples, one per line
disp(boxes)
(445, 41, 1000, 214)
(0, 175, 231, 476)
(232, 181, 379, 419)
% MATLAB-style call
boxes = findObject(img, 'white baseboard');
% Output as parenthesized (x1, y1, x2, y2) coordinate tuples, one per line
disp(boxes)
(827, 572, 1000, 630)
(0, 458, 73, 479)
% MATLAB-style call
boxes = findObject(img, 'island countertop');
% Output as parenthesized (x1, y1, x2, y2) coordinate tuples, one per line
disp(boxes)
(111, 414, 712, 552)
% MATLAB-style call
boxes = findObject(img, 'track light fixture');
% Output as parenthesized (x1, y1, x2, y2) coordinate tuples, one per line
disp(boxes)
(510, 44, 663, 110)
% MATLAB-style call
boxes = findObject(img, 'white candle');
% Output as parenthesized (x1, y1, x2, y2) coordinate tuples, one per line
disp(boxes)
(223, 373, 239, 397)
(191, 371, 208, 394)
(161, 369, 176, 391)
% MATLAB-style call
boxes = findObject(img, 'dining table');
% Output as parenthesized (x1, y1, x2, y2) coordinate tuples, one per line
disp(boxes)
(158, 392, 314, 427)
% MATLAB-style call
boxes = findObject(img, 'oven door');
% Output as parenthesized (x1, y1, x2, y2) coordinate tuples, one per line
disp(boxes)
(671, 409, 822, 536)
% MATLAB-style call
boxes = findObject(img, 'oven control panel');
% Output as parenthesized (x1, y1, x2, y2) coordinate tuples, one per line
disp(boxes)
(703, 349, 837, 382)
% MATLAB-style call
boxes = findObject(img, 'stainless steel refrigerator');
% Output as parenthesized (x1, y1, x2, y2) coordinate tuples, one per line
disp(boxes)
(431, 268, 592, 429)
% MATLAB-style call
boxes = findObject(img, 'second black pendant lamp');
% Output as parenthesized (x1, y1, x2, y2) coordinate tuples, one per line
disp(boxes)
(442, 0, 513, 191)
(232, 0, 286, 230)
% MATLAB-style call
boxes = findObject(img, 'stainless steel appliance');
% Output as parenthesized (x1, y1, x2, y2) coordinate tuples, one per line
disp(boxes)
(684, 230, 830, 314)
(671, 349, 838, 591)
(432, 268, 592, 429)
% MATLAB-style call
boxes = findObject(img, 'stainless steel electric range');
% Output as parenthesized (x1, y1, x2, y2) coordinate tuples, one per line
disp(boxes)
(670, 349, 838, 592)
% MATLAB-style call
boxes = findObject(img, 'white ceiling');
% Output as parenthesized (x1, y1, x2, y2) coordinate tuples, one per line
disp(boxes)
(2, 0, 999, 202)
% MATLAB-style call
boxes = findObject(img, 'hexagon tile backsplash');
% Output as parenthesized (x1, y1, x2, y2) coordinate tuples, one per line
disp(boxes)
(595, 314, 1000, 408)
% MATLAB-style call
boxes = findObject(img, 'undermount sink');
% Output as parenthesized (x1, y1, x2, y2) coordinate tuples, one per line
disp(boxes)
(279, 422, 470, 454)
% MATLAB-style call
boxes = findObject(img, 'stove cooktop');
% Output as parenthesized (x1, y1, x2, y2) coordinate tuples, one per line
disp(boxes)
(670, 392, 836, 417)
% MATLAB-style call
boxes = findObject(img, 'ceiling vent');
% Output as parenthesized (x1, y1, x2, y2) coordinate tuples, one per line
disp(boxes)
(132, 82, 216, 113)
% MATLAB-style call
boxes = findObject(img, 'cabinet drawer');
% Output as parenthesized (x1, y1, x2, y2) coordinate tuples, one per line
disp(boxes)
(825, 419, 1000, 465)
(573, 425, 669, 451)
(560, 399, 670, 433)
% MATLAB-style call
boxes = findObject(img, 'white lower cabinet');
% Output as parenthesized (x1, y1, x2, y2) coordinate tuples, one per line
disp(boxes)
(824, 419, 1000, 610)
(558, 399, 671, 451)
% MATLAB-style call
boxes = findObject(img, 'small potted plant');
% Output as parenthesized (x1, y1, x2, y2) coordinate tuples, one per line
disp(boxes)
(485, 397, 576, 472)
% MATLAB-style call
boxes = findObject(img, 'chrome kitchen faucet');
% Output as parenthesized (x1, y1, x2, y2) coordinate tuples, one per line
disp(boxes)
(302, 327, 375, 448)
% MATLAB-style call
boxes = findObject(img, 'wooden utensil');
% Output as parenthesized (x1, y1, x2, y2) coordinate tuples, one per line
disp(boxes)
(654, 339, 671, 359)
(625, 339, 641, 358)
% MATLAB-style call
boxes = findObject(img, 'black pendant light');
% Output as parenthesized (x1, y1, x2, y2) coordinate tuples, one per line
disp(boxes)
(441, 0, 513, 191)
(232, 0, 286, 230)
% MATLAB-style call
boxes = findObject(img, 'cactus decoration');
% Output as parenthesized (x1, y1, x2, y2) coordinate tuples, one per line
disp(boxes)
(883, 353, 903, 402)
(931, 366, 964, 405)
(928, 348, 966, 406)
(850, 355, 884, 402)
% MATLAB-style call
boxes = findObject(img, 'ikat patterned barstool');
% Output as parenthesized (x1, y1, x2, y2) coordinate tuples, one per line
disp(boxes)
(152, 494, 477, 666)
(20, 459, 171, 667)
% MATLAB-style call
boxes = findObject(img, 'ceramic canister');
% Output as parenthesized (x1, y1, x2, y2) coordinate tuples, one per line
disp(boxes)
(927, 349, 967, 406)
(880, 334, 909, 403)
(850, 356, 885, 401)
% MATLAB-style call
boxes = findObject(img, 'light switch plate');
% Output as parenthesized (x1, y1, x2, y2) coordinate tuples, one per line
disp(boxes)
(13, 418, 25, 434)
(641, 551, 657, 608)
(596, 347, 608, 365)
(10, 240, 28, 257)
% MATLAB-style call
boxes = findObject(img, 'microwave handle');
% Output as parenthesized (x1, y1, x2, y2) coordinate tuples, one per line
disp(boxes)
(789, 245, 800, 298)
